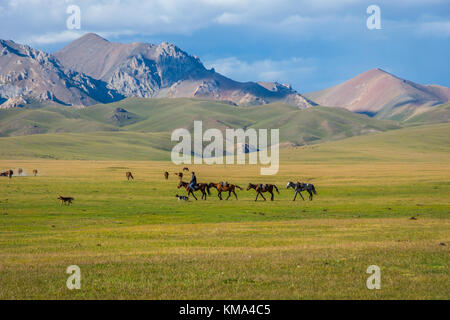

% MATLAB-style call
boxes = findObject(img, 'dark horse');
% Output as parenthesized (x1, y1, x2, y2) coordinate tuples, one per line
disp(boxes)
(208, 182, 242, 200)
(0, 170, 13, 179)
(178, 180, 210, 200)
(247, 183, 279, 201)
(164, 171, 169, 180)
(286, 181, 317, 201)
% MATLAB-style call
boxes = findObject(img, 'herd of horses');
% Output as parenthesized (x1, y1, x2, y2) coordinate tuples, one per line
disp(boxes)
(1, 166, 317, 204)
(0, 168, 37, 178)
(160, 169, 317, 202)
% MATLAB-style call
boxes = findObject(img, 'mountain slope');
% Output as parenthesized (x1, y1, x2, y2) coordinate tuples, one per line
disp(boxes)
(404, 102, 450, 126)
(0, 98, 400, 147)
(0, 39, 123, 108)
(54, 33, 314, 108)
(304, 68, 450, 121)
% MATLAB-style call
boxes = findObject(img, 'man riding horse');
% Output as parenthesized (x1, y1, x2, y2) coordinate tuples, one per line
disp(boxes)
(189, 172, 197, 191)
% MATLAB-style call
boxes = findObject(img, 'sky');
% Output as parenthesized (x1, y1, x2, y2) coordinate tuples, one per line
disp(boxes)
(0, 0, 449, 93)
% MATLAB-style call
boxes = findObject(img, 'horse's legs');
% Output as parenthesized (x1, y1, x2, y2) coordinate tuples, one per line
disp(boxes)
(189, 189, 198, 200)
(299, 191, 305, 201)
(226, 191, 231, 200)
(233, 190, 238, 200)
(255, 192, 259, 201)
(293, 191, 297, 201)
(270, 191, 274, 201)
(218, 191, 222, 200)
(308, 190, 313, 200)
(260, 192, 266, 201)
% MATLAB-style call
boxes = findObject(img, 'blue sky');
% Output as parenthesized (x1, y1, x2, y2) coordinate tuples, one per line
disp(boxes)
(0, 0, 449, 93)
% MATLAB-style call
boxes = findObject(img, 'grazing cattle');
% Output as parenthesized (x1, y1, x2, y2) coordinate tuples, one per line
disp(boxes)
(164, 171, 169, 180)
(57, 195, 74, 205)
(183, 167, 189, 172)
(247, 183, 279, 201)
(33, 169, 38, 176)
(286, 181, 317, 201)
(17, 168, 23, 176)
(178, 180, 210, 200)
(126, 171, 134, 180)
(0, 170, 13, 179)
(208, 182, 242, 200)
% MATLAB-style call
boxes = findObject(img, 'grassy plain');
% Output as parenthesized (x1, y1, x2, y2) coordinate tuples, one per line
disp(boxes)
(0, 122, 449, 299)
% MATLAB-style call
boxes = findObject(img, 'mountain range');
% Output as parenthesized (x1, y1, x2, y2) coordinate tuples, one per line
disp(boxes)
(304, 68, 450, 120)
(0, 33, 314, 109)
(0, 33, 449, 123)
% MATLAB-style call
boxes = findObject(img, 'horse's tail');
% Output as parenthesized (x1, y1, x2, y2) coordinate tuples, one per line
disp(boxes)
(311, 184, 317, 195)
(235, 185, 243, 190)
(274, 185, 279, 194)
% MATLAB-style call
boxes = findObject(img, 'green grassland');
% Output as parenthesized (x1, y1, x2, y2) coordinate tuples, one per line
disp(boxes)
(0, 119, 449, 299)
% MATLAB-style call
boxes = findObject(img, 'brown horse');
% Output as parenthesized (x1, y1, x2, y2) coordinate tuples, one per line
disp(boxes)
(208, 182, 242, 200)
(183, 167, 189, 172)
(247, 183, 279, 201)
(164, 171, 169, 180)
(18, 168, 23, 176)
(178, 180, 210, 200)
(174, 172, 183, 179)
(33, 169, 38, 176)
(125, 171, 134, 180)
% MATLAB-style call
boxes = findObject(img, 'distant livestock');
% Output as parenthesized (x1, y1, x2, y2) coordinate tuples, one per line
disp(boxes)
(0, 170, 13, 179)
(126, 171, 134, 180)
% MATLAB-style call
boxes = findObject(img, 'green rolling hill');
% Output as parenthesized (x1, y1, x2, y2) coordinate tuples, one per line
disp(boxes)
(0, 97, 448, 161)
(0, 97, 399, 140)
(405, 103, 450, 126)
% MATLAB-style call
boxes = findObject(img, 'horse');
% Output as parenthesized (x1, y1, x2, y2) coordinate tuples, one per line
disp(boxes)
(286, 181, 317, 201)
(18, 168, 23, 176)
(0, 170, 13, 179)
(178, 180, 210, 200)
(125, 171, 134, 180)
(247, 183, 279, 201)
(183, 167, 189, 172)
(164, 171, 169, 180)
(33, 169, 38, 176)
(174, 172, 183, 179)
(208, 182, 242, 200)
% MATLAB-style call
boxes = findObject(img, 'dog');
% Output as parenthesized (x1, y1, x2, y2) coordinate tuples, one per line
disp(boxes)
(57, 195, 74, 205)
(175, 194, 189, 201)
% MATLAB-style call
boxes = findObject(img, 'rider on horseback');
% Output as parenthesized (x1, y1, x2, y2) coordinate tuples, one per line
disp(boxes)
(221, 181, 229, 188)
(189, 172, 197, 191)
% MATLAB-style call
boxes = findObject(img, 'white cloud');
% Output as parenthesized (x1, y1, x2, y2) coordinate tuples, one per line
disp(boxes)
(417, 21, 450, 37)
(205, 56, 316, 90)
(0, 0, 448, 45)
(25, 30, 84, 45)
